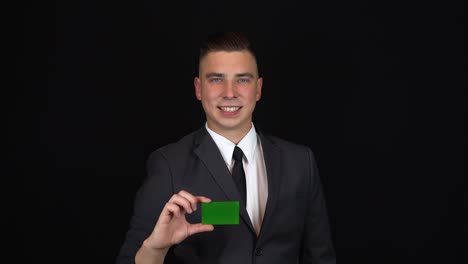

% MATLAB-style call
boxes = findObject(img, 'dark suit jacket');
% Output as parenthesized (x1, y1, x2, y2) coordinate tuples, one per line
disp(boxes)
(116, 126, 336, 264)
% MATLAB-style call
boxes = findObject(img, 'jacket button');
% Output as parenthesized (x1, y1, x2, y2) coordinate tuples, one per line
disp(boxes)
(255, 247, 263, 256)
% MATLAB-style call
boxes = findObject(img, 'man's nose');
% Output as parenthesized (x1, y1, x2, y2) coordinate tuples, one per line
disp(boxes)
(223, 81, 236, 98)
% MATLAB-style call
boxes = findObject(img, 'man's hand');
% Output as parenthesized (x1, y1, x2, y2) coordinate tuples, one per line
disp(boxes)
(136, 190, 214, 264)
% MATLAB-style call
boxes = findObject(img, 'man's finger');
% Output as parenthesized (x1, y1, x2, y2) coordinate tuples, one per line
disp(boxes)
(169, 195, 193, 214)
(165, 203, 182, 218)
(188, 223, 214, 236)
(178, 191, 199, 211)
(196, 196, 212, 204)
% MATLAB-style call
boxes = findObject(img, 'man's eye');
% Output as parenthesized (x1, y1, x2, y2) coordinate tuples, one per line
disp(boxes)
(238, 78, 250, 83)
(209, 78, 222, 83)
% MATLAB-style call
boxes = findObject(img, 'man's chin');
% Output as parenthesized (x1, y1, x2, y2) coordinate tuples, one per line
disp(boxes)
(219, 122, 252, 133)
(208, 121, 244, 131)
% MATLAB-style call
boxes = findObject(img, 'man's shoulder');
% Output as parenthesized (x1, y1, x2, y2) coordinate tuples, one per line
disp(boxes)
(148, 127, 205, 160)
(259, 133, 318, 169)
(259, 132, 312, 153)
(156, 129, 200, 153)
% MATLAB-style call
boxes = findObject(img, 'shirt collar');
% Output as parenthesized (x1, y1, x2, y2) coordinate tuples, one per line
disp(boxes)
(205, 123, 258, 167)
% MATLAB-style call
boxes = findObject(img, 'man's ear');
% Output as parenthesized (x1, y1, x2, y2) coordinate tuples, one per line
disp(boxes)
(194, 77, 202, 101)
(256, 77, 263, 101)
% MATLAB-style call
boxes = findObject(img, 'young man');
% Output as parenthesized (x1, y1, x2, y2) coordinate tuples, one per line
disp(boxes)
(116, 32, 336, 264)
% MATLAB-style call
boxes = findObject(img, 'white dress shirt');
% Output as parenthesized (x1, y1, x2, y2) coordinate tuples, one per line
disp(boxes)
(205, 123, 268, 236)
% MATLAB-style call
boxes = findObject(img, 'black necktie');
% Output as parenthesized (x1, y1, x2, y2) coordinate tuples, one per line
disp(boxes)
(232, 146, 246, 207)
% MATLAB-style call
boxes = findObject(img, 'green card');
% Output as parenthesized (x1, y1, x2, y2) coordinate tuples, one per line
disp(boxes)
(201, 201, 240, 225)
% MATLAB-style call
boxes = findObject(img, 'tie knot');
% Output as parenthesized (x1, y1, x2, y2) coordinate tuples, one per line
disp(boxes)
(233, 146, 244, 162)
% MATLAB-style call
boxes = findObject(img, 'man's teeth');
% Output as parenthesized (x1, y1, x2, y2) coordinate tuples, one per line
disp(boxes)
(220, 106, 241, 112)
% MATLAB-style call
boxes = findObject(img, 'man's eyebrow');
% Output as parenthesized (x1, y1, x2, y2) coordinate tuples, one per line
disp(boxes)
(235, 73, 255, 78)
(205, 73, 225, 78)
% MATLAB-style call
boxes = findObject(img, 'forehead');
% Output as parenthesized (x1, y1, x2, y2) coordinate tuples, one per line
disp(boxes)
(199, 51, 258, 75)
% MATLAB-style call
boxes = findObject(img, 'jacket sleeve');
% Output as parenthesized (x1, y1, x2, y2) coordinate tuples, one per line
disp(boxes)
(300, 147, 336, 264)
(115, 150, 174, 264)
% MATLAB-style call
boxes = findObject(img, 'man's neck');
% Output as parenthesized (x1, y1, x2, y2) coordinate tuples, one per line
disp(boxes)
(206, 123, 252, 145)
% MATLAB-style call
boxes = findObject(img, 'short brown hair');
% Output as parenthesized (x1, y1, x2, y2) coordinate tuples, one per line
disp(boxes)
(199, 32, 257, 63)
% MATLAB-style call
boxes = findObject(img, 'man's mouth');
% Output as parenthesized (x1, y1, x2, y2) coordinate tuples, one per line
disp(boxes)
(219, 106, 241, 112)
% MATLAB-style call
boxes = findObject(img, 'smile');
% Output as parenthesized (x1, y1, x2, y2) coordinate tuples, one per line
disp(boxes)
(219, 106, 241, 112)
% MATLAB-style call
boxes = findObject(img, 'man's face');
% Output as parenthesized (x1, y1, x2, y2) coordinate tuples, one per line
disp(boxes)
(194, 51, 262, 137)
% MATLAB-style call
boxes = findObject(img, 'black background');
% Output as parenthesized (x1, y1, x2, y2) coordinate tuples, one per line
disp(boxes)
(16, 1, 465, 263)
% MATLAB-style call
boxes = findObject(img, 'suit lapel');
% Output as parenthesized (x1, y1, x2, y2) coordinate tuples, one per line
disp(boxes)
(257, 131, 281, 242)
(193, 127, 255, 234)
